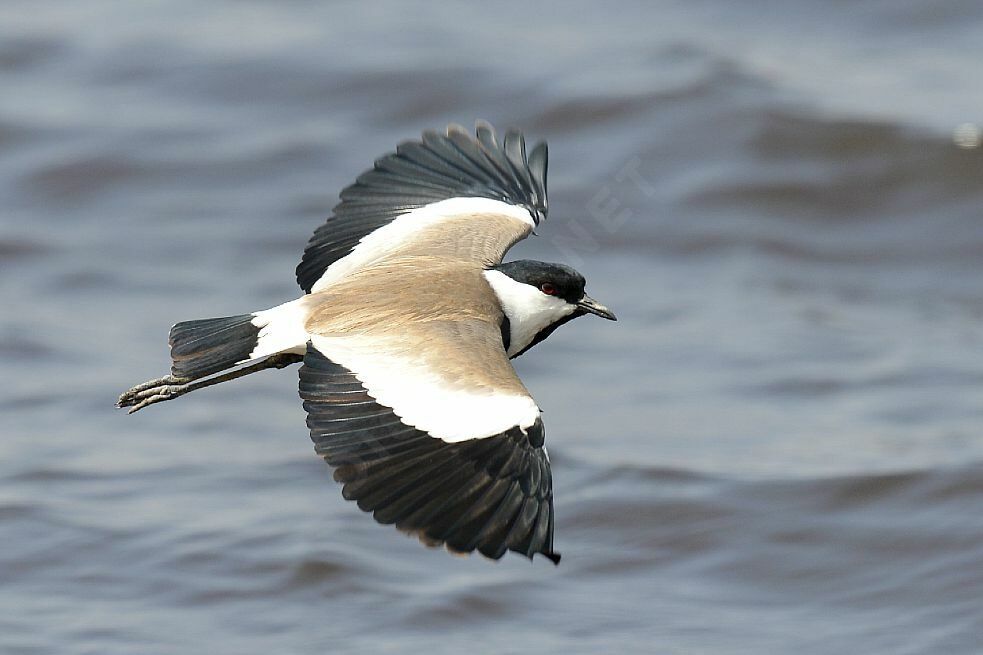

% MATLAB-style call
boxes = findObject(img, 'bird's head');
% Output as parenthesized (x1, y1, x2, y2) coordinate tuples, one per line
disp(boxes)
(484, 260, 616, 358)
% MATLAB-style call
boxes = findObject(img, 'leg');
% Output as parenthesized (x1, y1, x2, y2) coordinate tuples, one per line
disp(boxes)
(117, 353, 303, 414)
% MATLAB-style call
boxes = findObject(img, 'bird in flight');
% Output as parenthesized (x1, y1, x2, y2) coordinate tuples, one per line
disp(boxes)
(118, 121, 616, 564)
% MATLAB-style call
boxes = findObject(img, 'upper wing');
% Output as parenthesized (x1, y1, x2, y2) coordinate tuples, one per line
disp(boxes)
(296, 122, 548, 293)
(298, 328, 560, 564)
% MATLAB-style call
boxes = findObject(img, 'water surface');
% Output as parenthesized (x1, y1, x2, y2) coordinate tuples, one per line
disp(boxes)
(2, 2, 982, 653)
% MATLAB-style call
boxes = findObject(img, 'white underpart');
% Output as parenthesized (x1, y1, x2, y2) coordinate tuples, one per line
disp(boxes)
(310, 335, 541, 443)
(310, 197, 536, 292)
(244, 297, 311, 362)
(483, 270, 577, 357)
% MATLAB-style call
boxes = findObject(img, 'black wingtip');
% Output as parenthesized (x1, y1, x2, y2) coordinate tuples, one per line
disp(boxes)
(542, 551, 561, 565)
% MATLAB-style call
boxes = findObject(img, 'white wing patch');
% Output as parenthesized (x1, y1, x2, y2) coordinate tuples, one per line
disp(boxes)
(310, 197, 536, 293)
(310, 334, 541, 443)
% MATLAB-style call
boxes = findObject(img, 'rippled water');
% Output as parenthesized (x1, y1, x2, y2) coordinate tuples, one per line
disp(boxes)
(2, 2, 983, 653)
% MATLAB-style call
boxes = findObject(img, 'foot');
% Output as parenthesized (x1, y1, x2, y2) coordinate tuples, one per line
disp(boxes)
(117, 375, 191, 413)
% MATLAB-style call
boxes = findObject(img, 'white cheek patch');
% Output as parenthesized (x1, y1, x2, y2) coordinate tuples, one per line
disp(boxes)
(482, 270, 577, 357)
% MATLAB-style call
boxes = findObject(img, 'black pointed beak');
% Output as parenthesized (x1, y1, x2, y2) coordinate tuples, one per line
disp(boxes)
(576, 294, 617, 321)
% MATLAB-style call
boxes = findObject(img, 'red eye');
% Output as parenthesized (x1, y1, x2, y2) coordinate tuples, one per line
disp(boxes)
(540, 283, 557, 295)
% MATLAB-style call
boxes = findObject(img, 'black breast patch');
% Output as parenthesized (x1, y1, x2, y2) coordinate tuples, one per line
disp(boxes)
(500, 314, 511, 353)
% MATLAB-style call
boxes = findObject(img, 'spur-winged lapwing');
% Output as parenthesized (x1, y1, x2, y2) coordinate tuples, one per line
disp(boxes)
(119, 122, 616, 564)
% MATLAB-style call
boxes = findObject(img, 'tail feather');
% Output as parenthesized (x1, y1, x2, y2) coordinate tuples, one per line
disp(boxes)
(168, 314, 260, 380)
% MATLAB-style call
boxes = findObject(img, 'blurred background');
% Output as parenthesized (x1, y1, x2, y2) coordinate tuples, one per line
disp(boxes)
(2, 2, 982, 653)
